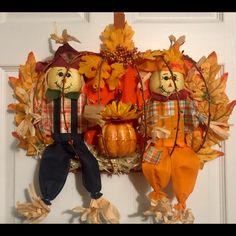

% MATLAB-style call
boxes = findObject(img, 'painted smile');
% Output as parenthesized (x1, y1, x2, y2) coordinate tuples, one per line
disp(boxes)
(160, 85, 172, 95)
(55, 81, 72, 91)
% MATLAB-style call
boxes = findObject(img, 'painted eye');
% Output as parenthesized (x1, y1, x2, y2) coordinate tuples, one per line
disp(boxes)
(172, 75, 177, 81)
(58, 72, 64, 77)
(163, 76, 169, 81)
(66, 73, 71, 78)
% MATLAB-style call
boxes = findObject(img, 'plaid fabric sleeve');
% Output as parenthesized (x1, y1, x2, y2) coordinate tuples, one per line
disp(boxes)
(146, 100, 161, 125)
(180, 100, 199, 132)
(143, 145, 162, 165)
(77, 93, 88, 133)
(40, 98, 53, 136)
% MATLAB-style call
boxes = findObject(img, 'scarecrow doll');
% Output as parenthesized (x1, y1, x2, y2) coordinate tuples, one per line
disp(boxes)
(14, 33, 120, 223)
(141, 36, 233, 223)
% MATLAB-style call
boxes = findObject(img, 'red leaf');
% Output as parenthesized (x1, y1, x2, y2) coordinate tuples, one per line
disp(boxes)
(12, 131, 19, 138)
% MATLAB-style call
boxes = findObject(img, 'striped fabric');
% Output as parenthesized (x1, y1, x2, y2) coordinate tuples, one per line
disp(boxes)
(39, 93, 87, 136)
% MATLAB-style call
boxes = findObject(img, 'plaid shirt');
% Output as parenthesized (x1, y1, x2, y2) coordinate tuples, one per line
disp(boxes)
(39, 93, 87, 136)
(146, 99, 201, 133)
(143, 98, 204, 164)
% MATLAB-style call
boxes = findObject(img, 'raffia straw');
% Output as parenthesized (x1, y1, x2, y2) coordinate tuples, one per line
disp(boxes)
(16, 184, 50, 223)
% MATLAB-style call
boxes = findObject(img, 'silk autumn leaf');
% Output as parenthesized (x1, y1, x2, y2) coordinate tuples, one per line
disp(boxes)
(197, 146, 224, 163)
(186, 131, 223, 166)
(208, 73, 228, 104)
(92, 61, 111, 90)
(142, 50, 162, 60)
(137, 50, 163, 72)
(107, 63, 126, 90)
(79, 55, 111, 90)
(101, 22, 135, 51)
(163, 46, 184, 67)
(185, 73, 205, 101)
(8, 52, 49, 156)
(185, 51, 236, 167)
(79, 55, 101, 78)
(19, 52, 38, 92)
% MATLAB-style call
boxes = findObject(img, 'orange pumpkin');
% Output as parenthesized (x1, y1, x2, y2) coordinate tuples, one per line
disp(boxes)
(98, 122, 137, 158)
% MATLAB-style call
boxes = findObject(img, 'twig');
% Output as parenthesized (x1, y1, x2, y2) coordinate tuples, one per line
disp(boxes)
(183, 54, 211, 152)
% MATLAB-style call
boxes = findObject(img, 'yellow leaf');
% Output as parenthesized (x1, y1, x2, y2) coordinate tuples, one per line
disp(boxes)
(197, 147, 224, 163)
(79, 55, 102, 78)
(142, 50, 162, 60)
(107, 78, 118, 91)
(15, 112, 25, 126)
(100, 22, 135, 51)
(102, 25, 112, 39)
(92, 61, 111, 90)
(107, 63, 126, 90)
(111, 30, 123, 46)
(163, 47, 183, 66)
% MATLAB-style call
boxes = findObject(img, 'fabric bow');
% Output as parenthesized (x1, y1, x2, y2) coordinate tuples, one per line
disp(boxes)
(151, 89, 190, 102)
(45, 88, 80, 101)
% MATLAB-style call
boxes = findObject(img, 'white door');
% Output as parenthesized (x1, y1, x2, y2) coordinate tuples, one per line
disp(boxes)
(1, 12, 236, 223)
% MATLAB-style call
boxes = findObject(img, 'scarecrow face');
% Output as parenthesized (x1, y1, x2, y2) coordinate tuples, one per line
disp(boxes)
(150, 70, 185, 97)
(47, 67, 83, 93)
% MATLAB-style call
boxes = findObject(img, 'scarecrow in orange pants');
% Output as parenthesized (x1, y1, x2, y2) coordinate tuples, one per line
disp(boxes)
(141, 37, 204, 223)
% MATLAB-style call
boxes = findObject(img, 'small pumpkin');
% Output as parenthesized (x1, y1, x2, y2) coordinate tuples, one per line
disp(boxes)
(98, 122, 137, 158)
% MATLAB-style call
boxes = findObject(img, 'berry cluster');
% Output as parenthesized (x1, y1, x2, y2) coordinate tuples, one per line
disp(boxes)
(101, 46, 140, 67)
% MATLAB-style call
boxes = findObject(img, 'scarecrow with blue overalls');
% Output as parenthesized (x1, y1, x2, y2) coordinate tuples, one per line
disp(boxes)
(15, 34, 120, 224)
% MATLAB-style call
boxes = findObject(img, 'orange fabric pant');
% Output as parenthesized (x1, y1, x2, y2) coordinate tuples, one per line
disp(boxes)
(142, 146, 200, 210)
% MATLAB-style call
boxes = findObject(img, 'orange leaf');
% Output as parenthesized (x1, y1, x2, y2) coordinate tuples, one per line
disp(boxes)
(18, 52, 38, 91)
(15, 135, 28, 150)
(8, 103, 26, 113)
(225, 100, 236, 118)
(208, 73, 228, 104)
(9, 77, 19, 88)
(26, 52, 36, 65)
(206, 51, 217, 65)
(15, 112, 25, 125)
